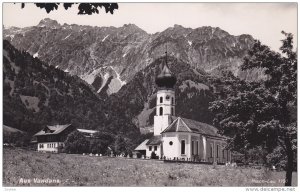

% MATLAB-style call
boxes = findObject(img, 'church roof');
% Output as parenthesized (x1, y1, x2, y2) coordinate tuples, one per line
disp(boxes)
(155, 50, 177, 90)
(155, 64, 177, 89)
(135, 139, 149, 151)
(146, 135, 162, 145)
(162, 116, 225, 139)
(34, 124, 72, 136)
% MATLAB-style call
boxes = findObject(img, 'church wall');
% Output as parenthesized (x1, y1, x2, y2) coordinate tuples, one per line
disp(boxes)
(161, 131, 231, 162)
(178, 134, 190, 159)
(199, 135, 206, 160)
(206, 138, 215, 162)
(154, 115, 171, 135)
(156, 90, 175, 115)
(214, 140, 222, 163)
(205, 137, 229, 163)
(162, 132, 179, 159)
(191, 135, 201, 160)
(146, 145, 161, 159)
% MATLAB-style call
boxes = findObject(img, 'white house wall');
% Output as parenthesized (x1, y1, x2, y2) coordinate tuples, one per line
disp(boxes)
(37, 142, 63, 153)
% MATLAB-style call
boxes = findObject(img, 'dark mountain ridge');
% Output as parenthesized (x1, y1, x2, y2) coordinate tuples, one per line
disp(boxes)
(3, 40, 139, 140)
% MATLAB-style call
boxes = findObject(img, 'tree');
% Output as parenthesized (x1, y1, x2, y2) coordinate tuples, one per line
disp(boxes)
(64, 131, 90, 154)
(90, 132, 115, 154)
(113, 135, 136, 156)
(21, 3, 118, 15)
(209, 31, 297, 186)
(114, 135, 127, 155)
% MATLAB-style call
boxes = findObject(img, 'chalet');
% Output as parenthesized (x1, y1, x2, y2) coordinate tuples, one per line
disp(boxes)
(135, 52, 232, 163)
(34, 124, 98, 153)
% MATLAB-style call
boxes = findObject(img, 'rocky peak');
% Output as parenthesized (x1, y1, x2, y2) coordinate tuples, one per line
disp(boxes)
(161, 25, 192, 38)
(191, 26, 228, 38)
(121, 23, 146, 34)
(38, 18, 60, 28)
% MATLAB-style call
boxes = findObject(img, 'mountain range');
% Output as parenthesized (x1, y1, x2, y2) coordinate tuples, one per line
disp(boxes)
(4, 18, 258, 96)
(3, 18, 261, 137)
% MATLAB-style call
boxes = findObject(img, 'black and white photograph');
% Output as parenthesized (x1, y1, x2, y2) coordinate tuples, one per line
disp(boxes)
(1, 1, 298, 190)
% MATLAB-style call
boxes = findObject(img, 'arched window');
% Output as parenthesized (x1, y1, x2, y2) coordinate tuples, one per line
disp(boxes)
(192, 141, 194, 155)
(181, 140, 185, 155)
(159, 107, 163, 116)
(171, 97, 174, 105)
(160, 97, 163, 103)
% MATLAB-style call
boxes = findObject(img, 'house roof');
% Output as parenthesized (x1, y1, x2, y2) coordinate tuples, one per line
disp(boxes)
(146, 135, 162, 145)
(34, 124, 72, 136)
(134, 139, 149, 151)
(162, 116, 225, 139)
(3, 125, 24, 133)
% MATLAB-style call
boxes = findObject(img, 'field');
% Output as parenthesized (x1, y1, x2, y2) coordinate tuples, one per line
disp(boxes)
(3, 148, 298, 186)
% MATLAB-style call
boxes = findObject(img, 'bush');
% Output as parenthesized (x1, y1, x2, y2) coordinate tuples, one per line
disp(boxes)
(90, 132, 115, 154)
(3, 131, 31, 147)
(151, 151, 157, 159)
(136, 152, 142, 158)
(64, 131, 90, 154)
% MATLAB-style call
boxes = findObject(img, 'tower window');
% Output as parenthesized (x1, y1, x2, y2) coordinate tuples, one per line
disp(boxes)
(159, 107, 163, 116)
(166, 95, 170, 100)
(160, 97, 163, 103)
(181, 140, 185, 155)
(217, 145, 219, 158)
(171, 97, 174, 105)
(210, 144, 213, 158)
(171, 107, 174, 115)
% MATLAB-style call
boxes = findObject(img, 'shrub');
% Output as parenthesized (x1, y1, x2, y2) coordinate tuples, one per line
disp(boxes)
(64, 130, 90, 154)
(151, 151, 157, 159)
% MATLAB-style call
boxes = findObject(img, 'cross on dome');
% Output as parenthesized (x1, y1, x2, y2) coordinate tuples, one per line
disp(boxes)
(155, 44, 177, 89)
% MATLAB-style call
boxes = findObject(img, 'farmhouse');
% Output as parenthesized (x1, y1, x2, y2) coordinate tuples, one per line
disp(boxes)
(34, 124, 98, 153)
(135, 53, 231, 163)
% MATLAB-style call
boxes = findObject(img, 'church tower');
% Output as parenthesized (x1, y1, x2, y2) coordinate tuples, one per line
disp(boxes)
(153, 49, 177, 135)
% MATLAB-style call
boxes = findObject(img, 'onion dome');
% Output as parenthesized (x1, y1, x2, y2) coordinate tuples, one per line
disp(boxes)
(155, 63, 177, 89)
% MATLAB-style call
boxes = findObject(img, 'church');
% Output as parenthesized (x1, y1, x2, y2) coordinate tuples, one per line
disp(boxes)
(135, 54, 232, 163)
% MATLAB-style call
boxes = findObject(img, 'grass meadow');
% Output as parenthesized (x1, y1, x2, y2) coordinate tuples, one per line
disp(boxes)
(3, 148, 297, 186)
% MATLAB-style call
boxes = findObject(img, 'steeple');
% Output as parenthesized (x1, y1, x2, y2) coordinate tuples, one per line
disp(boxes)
(154, 45, 176, 135)
(155, 45, 177, 89)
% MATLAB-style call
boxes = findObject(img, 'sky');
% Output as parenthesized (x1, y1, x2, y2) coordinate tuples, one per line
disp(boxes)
(2, 2, 297, 51)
